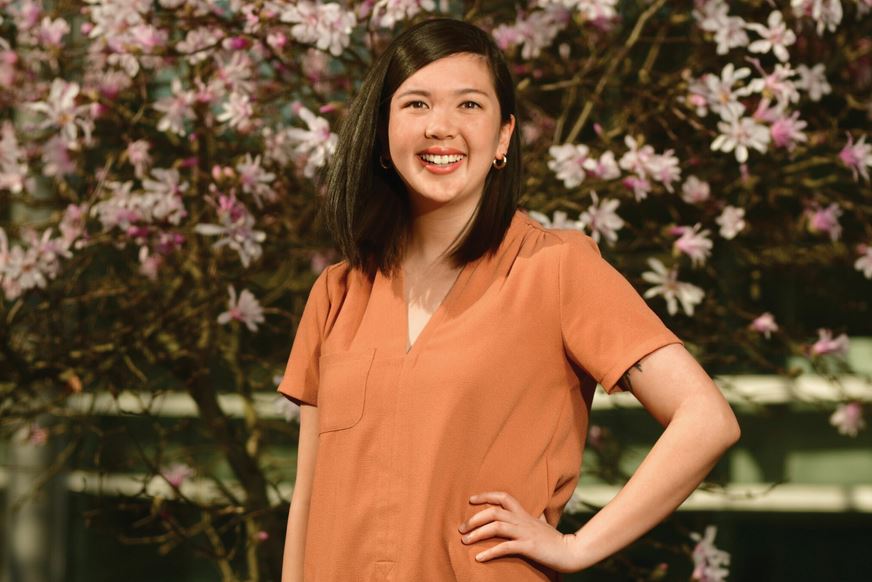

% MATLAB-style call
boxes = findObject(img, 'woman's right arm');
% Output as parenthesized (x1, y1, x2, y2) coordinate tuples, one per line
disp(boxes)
(282, 402, 320, 582)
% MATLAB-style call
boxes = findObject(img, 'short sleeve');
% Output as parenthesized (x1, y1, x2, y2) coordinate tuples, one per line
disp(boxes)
(276, 266, 331, 406)
(557, 230, 683, 395)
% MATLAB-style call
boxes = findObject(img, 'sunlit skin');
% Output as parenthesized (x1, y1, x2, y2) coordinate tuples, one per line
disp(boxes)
(386, 52, 514, 258)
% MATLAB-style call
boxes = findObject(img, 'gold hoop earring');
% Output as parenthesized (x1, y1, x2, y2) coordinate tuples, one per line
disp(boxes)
(492, 154, 507, 170)
(379, 154, 392, 169)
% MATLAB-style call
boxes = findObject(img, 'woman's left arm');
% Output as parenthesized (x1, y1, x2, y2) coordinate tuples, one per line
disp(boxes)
(563, 342, 741, 570)
(459, 343, 741, 573)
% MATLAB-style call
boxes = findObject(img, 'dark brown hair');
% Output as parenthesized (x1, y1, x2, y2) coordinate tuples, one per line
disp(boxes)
(322, 17, 522, 279)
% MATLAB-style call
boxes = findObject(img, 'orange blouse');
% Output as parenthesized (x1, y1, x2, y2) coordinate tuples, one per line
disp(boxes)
(277, 208, 683, 581)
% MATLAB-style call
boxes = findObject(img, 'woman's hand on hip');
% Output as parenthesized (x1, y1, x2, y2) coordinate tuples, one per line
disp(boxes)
(458, 491, 582, 573)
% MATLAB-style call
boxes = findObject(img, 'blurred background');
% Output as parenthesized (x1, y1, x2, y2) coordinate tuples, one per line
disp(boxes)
(1, 1, 871, 581)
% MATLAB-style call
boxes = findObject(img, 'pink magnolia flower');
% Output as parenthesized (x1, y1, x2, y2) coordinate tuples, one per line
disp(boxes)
(126, 139, 152, 179)
(854, 243, 872, 279)
(690, 525, 730, 582)
(750, 312, 779, 339)
(770, 109, 808, 151)
(642, 258, 706, 317)
(838, 132, 872, 183)
(829, 402, 866, 437)
(27, 423, 48, 446)
(621, 174, 652, 202)
(681, 175, 711, 204)
(218, 285, 265, 332)
(672, 223, 713, 268)
(38, 16, 70, 48)
(577, 191, 624, 246)
(194, 194, 266, 268)
(805, 202, 842, 241)
(161, 462, 195, 489)
(810, 328, 849, 357)
(618, 134, 657, 179)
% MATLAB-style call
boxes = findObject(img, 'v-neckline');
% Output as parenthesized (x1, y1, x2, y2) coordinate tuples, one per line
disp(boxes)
(399, 260, 471, 356)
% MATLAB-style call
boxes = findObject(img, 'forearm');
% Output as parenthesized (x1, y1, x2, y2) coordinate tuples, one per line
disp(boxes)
(569, 399, 739, 570)
(281, 489, 312, 582)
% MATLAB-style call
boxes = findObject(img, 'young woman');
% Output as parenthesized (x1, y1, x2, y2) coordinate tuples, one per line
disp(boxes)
(278, 17, 740, 582)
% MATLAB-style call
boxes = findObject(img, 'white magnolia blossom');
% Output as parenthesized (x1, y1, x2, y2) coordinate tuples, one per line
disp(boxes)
(576, 191, 624, 246)
(218, 285, 265, 332)
(700, 63, 754, 119)
(152, 78, 196, 136)
(26, 79, 95, 150)
(829, 401, 867, 437)
(791, 0, 843, 36)
(217, 91, 255, 131)
(91, 173, 188, 231)
(642, 258, 705, 317)
(527, 209, 583, 230)
(0, 121, 28, 193)
(680, 175, 711, 205)
(581, 150, 621, 180)
(492, 3, 570, 60)
(616, 135, 682, 194)
(285, 106, 338, 179)
(673, 223, 713, 268)
(0, 226, 73, 300)
(175, 26, 225, 65)
(794, 63, 832, 102)
(745, 11, 796, 62)
(280, 0, 357, 56)
(715, 206, 746, 240)
(710, 102, 771, 163)
(714, 15, 750, 55)
(547, 143, 589, 189)
(690, 525, 731, 582)
(855, 245, 872, 279)
(236, 154, 277, 208)
(371, 0, 435, 29)
(539, 0, 618, 22)
(744, 61, 800, 108)
(194, 195, 266, 268)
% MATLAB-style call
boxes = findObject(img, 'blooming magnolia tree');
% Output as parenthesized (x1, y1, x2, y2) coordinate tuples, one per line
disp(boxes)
(1, 0, 870, 580)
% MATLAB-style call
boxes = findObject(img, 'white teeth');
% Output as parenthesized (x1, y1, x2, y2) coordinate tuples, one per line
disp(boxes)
(419, 153, 464, 165)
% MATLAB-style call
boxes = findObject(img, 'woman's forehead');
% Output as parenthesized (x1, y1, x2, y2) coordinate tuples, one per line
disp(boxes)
(394, 53, 496, 96)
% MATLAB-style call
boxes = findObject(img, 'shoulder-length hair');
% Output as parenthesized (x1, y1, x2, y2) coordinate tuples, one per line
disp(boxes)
(321, 17, 522, 280)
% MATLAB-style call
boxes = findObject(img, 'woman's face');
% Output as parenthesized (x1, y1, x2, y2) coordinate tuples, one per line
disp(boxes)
(387, 52, 515, 213)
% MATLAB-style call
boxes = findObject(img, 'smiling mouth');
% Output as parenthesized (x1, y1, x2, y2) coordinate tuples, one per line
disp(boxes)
(417, 153, 466, 166)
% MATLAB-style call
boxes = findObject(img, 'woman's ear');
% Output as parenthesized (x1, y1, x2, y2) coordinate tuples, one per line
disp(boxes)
(498, 114, 516, 156)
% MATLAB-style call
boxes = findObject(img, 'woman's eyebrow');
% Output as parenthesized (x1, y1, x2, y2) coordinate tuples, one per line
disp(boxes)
(396, 88, 490, 99)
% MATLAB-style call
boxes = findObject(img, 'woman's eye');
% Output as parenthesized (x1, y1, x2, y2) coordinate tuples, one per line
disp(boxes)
(461, 101, 482, 109)
(405, 100, 428, 109)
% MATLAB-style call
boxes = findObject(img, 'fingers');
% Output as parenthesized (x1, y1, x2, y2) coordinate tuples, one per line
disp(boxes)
(460, 519, 517, 546)
(459, 505, 514, 534)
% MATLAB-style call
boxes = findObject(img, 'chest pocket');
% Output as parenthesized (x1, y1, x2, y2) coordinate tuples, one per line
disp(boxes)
(317, 349, 376, 433)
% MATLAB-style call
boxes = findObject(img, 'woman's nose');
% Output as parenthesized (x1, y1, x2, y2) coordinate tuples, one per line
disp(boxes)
(424, 109, 456, 140)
